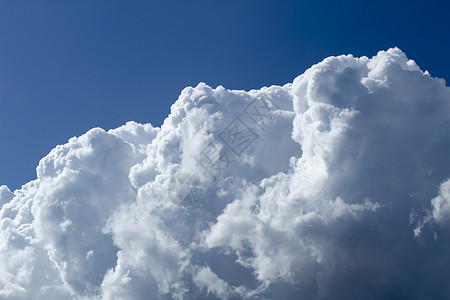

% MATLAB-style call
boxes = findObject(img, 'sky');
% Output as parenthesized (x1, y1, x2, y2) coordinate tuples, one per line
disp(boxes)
(2, 2, 450, 299)
(1, 0, 449, 190)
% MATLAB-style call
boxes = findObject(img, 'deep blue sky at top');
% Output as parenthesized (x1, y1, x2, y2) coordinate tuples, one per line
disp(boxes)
(0, 0, 449, 190)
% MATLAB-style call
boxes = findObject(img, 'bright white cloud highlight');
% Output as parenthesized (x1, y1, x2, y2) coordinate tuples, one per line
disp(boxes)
(1, 48, 450, 299)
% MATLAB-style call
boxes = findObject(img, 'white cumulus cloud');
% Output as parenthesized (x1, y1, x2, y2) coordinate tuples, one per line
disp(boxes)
(1, 48, 450, 299)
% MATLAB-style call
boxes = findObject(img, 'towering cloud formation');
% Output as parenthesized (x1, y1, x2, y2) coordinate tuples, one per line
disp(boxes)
(1, 48, 450, 299)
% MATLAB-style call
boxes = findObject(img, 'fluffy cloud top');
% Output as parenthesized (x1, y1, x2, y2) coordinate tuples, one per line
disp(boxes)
(1, 48, 450, 299)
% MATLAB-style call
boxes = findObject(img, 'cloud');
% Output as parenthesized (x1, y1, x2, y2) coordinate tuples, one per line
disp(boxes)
(1, 48, 450, 299)
(431, 179, 450, 226)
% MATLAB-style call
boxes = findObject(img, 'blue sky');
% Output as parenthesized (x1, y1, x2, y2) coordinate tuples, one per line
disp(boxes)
(1, 0, 449, 190)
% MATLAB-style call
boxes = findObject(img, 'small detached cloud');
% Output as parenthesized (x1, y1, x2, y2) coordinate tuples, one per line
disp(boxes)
(1, 48, 450, 299)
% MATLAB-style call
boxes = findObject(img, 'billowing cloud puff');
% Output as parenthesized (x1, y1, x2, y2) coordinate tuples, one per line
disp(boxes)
(1, 48, 450, 299)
